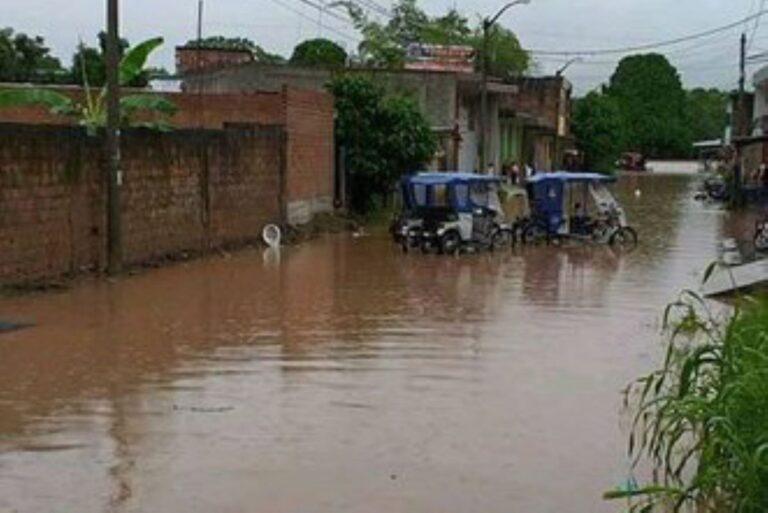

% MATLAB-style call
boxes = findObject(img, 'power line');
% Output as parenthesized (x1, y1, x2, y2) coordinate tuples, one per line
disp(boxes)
(350, 0, 391, 18)
(526, 9, 768, 56)
(292, 0, 351, 25)
(267, 0, 359, 42)
(748, 0, 767, 50)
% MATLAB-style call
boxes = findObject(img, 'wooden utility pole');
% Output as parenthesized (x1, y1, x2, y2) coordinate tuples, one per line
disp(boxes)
(739, 32, 747, 135)
(733, 32, 747, 205)
(105, 0, 122, 274)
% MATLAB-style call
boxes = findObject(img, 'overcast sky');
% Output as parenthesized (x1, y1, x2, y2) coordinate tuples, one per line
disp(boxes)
(4, 0, 767, 94)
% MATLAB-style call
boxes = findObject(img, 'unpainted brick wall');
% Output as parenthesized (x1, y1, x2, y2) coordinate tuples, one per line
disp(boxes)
(0, 86, 336, 224)
(284, 87, 335, 223)
(0, 88, 286, 129)
(0, 124, 283, 285)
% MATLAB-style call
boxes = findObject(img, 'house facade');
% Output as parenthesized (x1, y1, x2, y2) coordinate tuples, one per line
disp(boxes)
(179, 46, 573, 175)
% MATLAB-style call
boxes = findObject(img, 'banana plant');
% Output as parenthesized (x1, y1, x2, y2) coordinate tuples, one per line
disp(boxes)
(0, 37, 177, 135)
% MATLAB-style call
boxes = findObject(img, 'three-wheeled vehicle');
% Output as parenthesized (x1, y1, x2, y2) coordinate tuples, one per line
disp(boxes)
(392, 172, 514, 254)
(522, 172, 638, 247)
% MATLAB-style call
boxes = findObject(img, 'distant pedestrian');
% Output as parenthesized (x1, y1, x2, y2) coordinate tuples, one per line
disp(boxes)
(510, 162, 520, 185)
(761, 163, 768, 189)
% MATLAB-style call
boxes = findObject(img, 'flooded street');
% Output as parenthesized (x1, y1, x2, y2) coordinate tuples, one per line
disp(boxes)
(0, 172, 751, 513)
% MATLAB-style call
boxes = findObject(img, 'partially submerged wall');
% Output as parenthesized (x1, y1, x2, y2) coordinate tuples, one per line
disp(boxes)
(0, 124, 282, 285)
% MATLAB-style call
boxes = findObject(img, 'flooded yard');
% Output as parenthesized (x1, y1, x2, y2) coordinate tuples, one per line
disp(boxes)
(0, 172, 753, 513)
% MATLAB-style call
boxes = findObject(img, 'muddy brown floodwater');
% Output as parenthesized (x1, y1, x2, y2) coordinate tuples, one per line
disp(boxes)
(0, 171, 759, 513)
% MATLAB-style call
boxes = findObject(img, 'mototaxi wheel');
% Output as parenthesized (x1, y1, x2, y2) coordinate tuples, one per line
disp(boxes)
(491, 228, 513, 250)
(609, 226, 638, 249)
(440, 230, 461, 255)
(755, 229, 768, 252)
(522, 222, 548, 245)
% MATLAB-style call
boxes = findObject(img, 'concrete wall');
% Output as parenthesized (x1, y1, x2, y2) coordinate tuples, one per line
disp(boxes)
(185, 64, 461, 128)
(0, 124, 282, 285)
(184, 64, 332, 95)
(176, 47, 254, 76)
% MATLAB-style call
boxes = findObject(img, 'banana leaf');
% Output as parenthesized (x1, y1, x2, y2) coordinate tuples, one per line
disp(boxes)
(0, 88, 75, 115)
(119, 37, 163, 86)
(120, 94, 177, 117)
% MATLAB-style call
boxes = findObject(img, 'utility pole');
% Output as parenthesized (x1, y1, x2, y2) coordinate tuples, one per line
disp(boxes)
(105, 0, 122, 274)
(196, 0, 204, 124)
(479, 20, 490, 173)
(197, 0, 204, 45)
(479, 0, 531, 174)
(739, 32, 747, 134)
(735, 32, 747, 205)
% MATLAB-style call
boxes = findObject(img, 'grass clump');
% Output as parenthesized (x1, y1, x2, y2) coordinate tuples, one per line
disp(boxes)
(606, 292, 768, 512)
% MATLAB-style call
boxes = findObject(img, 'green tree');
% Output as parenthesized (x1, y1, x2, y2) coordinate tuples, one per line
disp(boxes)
(572, 91, 627, 173)
(71, 45, 105, 86)
(0, 38, 177, 135)
(0, 28, 66, 83)
(328, 74, 436, 213)
(290, 38, 347, 67)
(607, 53, 691, 158)
(472, 25, 529, 78)
(420, 9, 472, 45)
(185, 36, 285, 64)
(347, 0, 529, 75)
(686, 87, 728, 143)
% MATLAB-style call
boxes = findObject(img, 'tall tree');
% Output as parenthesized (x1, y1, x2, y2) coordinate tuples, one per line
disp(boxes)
(686, 87, 728, 143)
(473, 25, 529, 79)
(607, 53, 691, 158)
(0, 28, 65, 83)
(347, 0, 529, 75)
(290, 38, 347, 67)
(420, 9, 472, 45)
(572, 91, 627, 173)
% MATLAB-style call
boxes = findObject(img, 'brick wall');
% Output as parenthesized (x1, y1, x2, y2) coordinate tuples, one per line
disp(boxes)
(284, 87, 334, 223)
(0, 85, 335, 225)
(0, 124, 283, 285)
(0, 87, 285, 129)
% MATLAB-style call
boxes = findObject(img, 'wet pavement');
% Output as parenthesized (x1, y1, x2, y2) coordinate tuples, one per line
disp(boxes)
(0, 171, 757, 513)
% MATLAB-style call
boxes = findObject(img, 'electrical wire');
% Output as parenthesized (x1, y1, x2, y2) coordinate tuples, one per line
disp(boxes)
(267, 0, 359, 42)
(292, 0, 351, 24)
(748, 0, 767, 50)
(352, 0, 391, 18)
(526, 9, 768, 56)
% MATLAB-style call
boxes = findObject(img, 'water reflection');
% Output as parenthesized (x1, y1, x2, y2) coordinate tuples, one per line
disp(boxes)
(0, 172, 746, 513)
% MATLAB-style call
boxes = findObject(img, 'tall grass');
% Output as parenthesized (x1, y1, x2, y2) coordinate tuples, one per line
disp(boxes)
(606, 291, 768, 512)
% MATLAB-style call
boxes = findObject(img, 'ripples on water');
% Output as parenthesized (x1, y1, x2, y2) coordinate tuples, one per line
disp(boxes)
(0, 172, 757, 513)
